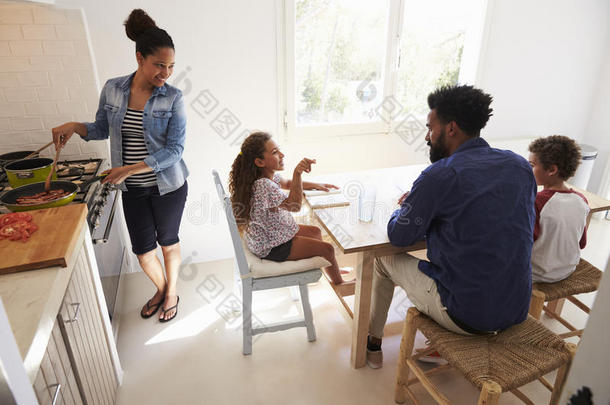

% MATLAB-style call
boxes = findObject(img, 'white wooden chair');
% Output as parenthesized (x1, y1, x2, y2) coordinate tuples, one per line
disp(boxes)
(212, 170, 329, 355)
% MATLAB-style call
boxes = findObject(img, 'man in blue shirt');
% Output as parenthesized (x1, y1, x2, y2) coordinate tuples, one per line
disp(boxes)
(366, 85, 536, 369)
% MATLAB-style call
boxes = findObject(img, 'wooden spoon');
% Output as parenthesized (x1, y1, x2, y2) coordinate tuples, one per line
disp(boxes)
(44, 143, 62, 192)
(23, 141, 54, 160)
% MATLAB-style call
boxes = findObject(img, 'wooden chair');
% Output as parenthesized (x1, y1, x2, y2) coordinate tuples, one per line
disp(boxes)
(529, 258, 603, 339)
(212, 170, 329, 355)
(394, 307, 576, 405)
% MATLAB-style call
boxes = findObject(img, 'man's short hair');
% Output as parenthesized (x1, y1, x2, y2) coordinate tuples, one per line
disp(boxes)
(427, 85, 493, 137)
(528, 135, 582, 180)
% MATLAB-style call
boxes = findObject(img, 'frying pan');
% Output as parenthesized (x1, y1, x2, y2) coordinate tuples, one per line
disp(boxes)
(0, 174, 108, 212)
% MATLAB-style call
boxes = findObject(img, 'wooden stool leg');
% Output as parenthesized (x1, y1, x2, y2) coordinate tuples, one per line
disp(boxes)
(477, 381, 502, 405)
(550, 343, 577, 405)
(529, 290, 546, 319)
(547, 298, 566, 316)
(395, 307, 419, 404)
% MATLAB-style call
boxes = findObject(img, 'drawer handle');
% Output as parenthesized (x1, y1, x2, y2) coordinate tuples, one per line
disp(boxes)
(48, 383, 61, 405)
(65, 302, 81, 323)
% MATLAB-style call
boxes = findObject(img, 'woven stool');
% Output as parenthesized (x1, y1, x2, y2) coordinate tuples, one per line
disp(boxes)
(529, 259, 602, 339)
(394, 307, 576, 405)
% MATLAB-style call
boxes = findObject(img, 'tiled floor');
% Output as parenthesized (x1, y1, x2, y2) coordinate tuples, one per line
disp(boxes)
(114, 217, 609, 405)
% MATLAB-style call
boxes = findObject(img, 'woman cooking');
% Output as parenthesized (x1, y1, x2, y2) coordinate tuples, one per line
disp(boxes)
(52, 9, 188, 323)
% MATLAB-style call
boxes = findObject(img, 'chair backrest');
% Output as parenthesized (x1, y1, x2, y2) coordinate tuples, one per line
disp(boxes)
(212, 170, 250, 277)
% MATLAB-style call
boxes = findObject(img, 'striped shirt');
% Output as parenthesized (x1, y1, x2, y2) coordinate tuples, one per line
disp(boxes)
(122, 108, 157, 187)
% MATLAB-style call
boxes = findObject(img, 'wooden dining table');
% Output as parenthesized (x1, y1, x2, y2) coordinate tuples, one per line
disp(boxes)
(304, 164, 428, 368)
(304, 164, 610, 369)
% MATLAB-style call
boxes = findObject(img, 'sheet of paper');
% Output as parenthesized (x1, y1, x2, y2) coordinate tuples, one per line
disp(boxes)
(303, 189, 342, 197)
(307, 193, 350, 209)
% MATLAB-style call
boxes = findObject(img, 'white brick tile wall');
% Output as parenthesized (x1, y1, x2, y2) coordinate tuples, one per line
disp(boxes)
(0, 8, 33, 25)
(2, 132, 34, 145)
(25, 101, 57, 116)
(10, 117, 43, 131)
(85, 99, 99, 114)
(0, 102, 25, 117)
(0, 57, 30, 72)
(4, 87, 37, 102)
(0, 72, 18, 87)
(33, 7, 67, 25)
(61, 55, 91, 70)
(1, 1, 107, 161)
(43, 40, 74, 56)
(57, 142, 80, 155)
(22, 25, 56, 40)
(55, 25, 85, 40)
(0, 25, 22, 40)
(77, 70, 95, 85)
(72, 40, 89, 56)
(37, 86, 68, 101)
(57, 100, 87, 115)
(28, 55, 62, 71)
(0, 41, 9, 56)
(73, 113, 93, 123)
(42, 114, 73, 130)
(17, 71, 49, 87)
(25, 130, 52, 144)
(49, 70, 80, 86)
(68, 86, 97, 101)
(8, 40, 43, 56)
(64, 10, 83, 25)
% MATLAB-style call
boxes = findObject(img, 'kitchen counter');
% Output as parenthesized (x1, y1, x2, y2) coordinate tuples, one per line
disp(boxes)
(0, 211, 87, 382)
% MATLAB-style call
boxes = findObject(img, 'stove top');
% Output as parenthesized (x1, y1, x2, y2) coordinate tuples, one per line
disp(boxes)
(0, 158, 113, 227)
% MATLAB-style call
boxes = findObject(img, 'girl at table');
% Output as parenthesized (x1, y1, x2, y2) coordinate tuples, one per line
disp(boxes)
(229, 132, 346, 284)
(51, 9, 187, 322)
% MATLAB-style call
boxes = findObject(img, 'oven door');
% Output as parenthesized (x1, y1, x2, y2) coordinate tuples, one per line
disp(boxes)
(90, 190, 124, 326)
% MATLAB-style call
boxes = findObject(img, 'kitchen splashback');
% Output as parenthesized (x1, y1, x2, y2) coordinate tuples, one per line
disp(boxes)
(0, 0, 109, 161)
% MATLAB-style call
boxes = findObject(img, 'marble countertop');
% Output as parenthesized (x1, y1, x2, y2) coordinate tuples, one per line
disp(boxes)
(0, 226, 86, 383)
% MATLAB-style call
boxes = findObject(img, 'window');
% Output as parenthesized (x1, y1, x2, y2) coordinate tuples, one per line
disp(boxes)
(280, 0, 490, 138)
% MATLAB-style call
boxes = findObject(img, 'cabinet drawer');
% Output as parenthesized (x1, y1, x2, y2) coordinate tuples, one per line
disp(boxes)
(33, 321, 83, 405)
(58, 248, 118, 405)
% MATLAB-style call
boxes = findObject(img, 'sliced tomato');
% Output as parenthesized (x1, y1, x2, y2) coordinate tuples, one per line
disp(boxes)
(0, 218, 38, 242)
(0, 212, 33, 227)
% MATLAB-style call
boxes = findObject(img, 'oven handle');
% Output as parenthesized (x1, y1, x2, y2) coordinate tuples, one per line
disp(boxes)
(92, 191, 119, 244)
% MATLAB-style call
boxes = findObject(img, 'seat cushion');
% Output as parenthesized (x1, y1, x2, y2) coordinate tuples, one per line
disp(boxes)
(241, 241, 330, 278)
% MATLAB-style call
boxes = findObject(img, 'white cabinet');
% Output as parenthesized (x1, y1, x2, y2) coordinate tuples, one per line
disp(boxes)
(28, 234, 120, 405)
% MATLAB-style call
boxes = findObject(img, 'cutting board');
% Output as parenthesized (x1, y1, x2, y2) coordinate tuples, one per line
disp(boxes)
(0, 204, 87, 275)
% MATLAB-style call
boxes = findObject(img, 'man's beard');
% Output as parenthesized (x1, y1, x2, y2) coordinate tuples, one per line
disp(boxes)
(428, 129, 450, 163)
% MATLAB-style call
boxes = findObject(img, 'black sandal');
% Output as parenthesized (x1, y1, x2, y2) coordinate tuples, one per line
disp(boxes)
(159, 296, 180, 323)
(140, 297, 164, 319)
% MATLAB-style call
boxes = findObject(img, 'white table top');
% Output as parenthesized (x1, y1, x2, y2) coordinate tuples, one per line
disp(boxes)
(305, 164, 429, 253)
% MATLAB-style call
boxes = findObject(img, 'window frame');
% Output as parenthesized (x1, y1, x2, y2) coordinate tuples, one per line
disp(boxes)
(277, 0, 494, 141)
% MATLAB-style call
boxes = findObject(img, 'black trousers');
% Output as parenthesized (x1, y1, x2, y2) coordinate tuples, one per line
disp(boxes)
(121, 181, 188, 255)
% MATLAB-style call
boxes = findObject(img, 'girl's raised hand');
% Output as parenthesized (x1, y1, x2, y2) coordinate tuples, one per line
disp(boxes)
(294, 158, 316, 175)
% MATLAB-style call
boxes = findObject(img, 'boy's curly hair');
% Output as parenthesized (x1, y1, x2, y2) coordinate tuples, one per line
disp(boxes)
(528, 135, 582, 180)
(427, 85, 493, 137)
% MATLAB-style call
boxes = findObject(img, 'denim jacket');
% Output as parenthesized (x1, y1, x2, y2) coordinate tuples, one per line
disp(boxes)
(83, 72, 189, 195)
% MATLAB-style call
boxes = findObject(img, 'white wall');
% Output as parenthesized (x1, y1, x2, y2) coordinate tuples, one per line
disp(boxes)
(582, 50, 610, 195)
(0, 0, 109, 160)
(46, 0, 609, 263)
(479, 0, 609, 142)
(559, 256, 610, 403)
